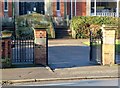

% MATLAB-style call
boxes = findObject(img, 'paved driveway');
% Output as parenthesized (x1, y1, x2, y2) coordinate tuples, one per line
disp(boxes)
(48, 39, 120, 69)
(48, 39, 96, 69)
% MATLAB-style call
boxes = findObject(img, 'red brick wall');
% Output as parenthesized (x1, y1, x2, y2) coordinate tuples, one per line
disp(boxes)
(81, 1, 86, 16)
(67, 2, 70, 15)
(2, 0, 4, 16)
(73, 2, 75, 16)
(52, 2, 57, 16)
(60, 1, 64, 17)
(66, 2, 75, 16)
(34, 30, 46, 38)
(66, 1, 86, 16)
(2, 39, 11, 59)
(76, 2, 81, 16)
(76, 2, 86, 16)
(0, 0, 13, 17)
(0, 0, 4, 17)
(8, 0, 13, 17)
(52, 0, 65, 17)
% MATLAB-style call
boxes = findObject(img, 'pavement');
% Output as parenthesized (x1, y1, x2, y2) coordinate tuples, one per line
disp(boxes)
(1, 39, 120, 84)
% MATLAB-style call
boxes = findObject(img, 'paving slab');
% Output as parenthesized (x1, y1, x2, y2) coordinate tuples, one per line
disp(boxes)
(1, 65, 119, 84)
(2, 67, 57, 80)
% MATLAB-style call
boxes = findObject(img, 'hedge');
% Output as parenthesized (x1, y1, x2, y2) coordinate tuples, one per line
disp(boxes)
(15, 13, 54, 38)
(70, 16, 120, 39)
(2, 17, 14, 27)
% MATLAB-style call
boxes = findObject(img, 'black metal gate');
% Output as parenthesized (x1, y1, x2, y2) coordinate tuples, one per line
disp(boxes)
(11, 37, 34, 64)
(90, 30, 103, 64)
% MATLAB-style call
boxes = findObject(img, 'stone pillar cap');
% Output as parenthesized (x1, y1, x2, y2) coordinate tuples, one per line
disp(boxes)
(102, 24, 118, 28)
(101, 24, 118, 30)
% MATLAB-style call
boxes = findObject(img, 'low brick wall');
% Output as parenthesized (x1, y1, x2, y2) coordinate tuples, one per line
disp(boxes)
(2, 38, 11, 59)
(1, 37, 12, 68)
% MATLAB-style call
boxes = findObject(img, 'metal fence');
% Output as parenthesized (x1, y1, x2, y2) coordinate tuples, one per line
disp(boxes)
(89, 30, 103, 64)
(91, 12, 117, 17)
(11, 37, 34, 64)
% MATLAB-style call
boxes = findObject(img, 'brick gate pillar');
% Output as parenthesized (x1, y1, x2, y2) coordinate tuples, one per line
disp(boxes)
(1, 37, 12, 68)
(34, 28, 48, 65)
(101, 25, 117, 65)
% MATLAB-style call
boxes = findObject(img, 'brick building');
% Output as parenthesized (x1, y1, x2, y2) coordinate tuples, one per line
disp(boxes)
(52, 0, 87, 18)
(0, 0, 119, 18)
(0, 0, 13, 17)
(16, 0, 88, 18)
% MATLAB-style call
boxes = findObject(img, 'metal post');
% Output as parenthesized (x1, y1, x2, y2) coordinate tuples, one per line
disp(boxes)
(71, 0, 73, 18)
(116, 0, 119, 17)
(75, 0, 76, 16)
(94, 0, 96, 16)
(90, 30, 92, 61)
(64, 0, 67, 19)
(46, 31, 48, 65)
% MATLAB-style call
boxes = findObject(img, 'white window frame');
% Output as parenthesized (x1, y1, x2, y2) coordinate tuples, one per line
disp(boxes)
(4, 0, 8, 12)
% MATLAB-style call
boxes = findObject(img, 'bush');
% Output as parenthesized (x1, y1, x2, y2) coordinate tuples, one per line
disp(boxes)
(16, 13, 51, 28)
(16, 27, 34, 38)
(1, 58, 11, 68)
(70, 16, 119, 38)
(2, 17, 14, 27)
(15, 13, 52, 38)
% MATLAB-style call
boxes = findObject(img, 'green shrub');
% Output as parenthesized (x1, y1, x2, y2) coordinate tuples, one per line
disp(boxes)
(16, 27, 34, 38)
(2, 17, 14, 27)
(1, 58, 11, 68)
(70, 16, 119, 39)
(15, 13, 53, 38)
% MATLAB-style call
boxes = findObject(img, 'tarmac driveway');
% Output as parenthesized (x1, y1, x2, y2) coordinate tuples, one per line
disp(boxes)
(48, 39, 95, 69)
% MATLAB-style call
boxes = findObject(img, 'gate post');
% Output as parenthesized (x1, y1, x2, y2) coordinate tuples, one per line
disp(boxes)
(34, 28, 48, 65)
(101, 25, 117, 65)
(1, 37, 12, 68)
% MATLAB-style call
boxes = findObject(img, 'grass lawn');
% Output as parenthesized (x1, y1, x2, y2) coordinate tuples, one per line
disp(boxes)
(82, 39, 120, 53)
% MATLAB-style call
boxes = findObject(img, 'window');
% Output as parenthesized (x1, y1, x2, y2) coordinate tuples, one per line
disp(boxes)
(57, 0, 60, 10)
(4, 0, 8, 11)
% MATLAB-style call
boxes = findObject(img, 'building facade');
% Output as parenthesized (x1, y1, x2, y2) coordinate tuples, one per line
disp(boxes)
(0, 0, 13, 17)
(13, 0, 87, 18)
(0, 0, 119, 18)
(52, 0, 87, 18)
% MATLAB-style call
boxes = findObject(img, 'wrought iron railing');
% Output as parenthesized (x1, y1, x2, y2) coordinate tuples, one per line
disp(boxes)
(91, 12, 117, 17)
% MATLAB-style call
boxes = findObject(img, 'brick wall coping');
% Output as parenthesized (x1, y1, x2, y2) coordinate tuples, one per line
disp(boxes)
(101, 25, 118, 31)
(2, 36, 11, 39)
(33, 27, 48, 30)
(101, 25, 118, 29)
